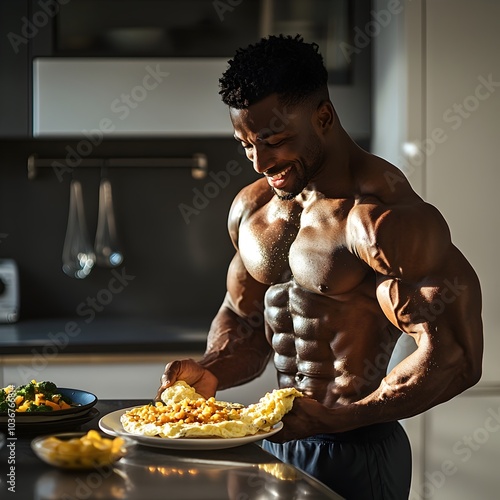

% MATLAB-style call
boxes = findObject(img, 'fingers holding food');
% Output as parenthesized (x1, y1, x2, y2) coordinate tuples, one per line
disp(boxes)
(155, 359, 218, 401)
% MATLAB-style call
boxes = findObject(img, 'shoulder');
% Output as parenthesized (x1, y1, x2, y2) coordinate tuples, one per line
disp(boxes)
(346, 170, 452, 281)
(227, 177, 272, 247)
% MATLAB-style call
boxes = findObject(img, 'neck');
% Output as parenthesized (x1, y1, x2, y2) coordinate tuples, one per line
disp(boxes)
(299, 126, 358, 202)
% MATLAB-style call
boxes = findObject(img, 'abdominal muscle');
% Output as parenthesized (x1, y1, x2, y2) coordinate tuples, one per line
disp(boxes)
(264, 278, 399, 408)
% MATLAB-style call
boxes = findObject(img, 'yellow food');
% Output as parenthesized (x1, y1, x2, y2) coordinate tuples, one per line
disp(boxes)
(36, 430, 126, 469)
(120, 381, 303, 439)
(17, 391, 72, 412)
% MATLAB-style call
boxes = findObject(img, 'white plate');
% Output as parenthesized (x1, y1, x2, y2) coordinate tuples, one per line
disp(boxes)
(99, 407, 283, 450)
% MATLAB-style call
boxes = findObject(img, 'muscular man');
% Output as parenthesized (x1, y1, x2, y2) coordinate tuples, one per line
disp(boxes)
(157, 35, 483, 499)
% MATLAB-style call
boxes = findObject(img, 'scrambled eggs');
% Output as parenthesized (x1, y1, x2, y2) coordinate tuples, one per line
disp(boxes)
(120, 381, 302, 439)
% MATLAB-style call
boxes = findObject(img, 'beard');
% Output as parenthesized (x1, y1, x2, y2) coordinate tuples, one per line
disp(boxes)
(274, 190, 298, 201)
(272, 174, 306, 200)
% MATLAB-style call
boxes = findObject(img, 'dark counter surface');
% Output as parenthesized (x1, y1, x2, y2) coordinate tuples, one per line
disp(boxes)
(0, 317, 209, 355)
(0, 399, 343, 499)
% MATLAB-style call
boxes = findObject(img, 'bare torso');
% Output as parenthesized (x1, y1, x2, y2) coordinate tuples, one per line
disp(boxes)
(160, 94, 482, 436)
(237, 172, 405, 407)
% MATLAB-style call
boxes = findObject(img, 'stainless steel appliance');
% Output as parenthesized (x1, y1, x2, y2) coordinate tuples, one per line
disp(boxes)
(0, 259, 19, 323)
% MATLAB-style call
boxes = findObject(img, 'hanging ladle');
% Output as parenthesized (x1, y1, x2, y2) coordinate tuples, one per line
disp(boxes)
(94, 164, 124, 267)
(62, 179, 95, 279)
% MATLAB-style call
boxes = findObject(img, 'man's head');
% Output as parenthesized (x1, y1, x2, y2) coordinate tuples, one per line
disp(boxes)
(220, 35, 335, 201)
(219, 34, 328, 109)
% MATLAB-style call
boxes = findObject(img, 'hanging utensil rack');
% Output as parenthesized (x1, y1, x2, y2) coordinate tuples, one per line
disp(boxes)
(27, 153, 208, 180)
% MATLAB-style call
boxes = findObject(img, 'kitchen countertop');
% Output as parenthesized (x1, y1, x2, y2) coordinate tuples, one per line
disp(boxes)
(0, 399, 343, 499)
(0, 317, 209, 355)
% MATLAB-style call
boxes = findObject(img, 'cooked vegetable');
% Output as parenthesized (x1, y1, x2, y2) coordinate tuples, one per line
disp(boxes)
(0, 385, 15, 411)
(37, 380, 58, 396)
(16, 381, 37, 401)
(1, 380, 74, 412)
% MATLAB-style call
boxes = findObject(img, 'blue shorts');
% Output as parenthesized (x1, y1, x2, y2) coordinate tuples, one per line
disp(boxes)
(262, 421, 412, 499)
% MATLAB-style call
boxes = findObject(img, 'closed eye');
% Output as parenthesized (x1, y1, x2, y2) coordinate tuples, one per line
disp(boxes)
(233, 135, 253, 150)
(266, 139, 285, 148)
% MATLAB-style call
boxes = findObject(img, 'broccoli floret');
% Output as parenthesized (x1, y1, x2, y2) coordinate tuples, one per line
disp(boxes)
(26, 403, 52, 412)
(0, 385, 15, 403)
(55, 393, 74, 406)
(15, 381, 37, 401)
(0, 401, 8, 412)
(37, 381, 58, 397)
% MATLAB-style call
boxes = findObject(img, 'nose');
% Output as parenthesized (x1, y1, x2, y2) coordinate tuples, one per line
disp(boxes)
(247, 146, 271, 174)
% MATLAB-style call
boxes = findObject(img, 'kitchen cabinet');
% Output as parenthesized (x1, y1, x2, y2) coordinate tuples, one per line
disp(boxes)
(0, 1, 30, 137)
(0, 0, 372, 141)
(372, 0, 500, 498)
(1, 353, 189, 399)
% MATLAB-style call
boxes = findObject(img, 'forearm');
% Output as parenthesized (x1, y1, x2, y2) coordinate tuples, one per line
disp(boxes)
(334, 249, 484, 431)
(323, 341, 480, 433)
(198, 304, 272, 390)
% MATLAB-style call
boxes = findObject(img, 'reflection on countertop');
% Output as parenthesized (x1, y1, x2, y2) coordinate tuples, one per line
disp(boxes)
(34, 453, 344, 500)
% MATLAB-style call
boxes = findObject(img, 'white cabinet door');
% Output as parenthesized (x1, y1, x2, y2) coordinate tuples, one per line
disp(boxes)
(425, 0, 500, 383)
(2, 357, 170, 399)
(2, 355, 278, 403)
(417, 390, 500, 500)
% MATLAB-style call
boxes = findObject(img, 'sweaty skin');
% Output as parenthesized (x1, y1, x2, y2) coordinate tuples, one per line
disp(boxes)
(158, 93, 483, 442)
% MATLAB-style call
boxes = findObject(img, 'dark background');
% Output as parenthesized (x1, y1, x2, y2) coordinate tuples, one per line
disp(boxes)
(0, 137, 258, 322)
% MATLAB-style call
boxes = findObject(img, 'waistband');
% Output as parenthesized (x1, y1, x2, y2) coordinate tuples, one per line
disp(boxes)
(304, 421, 399, 444)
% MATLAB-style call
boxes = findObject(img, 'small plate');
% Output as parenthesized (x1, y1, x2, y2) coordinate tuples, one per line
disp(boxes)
(0, 388, 97, 423)
(99, 407, 283, 450)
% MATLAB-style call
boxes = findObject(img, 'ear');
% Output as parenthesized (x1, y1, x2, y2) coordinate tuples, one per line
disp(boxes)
(315, 100, 335, 133)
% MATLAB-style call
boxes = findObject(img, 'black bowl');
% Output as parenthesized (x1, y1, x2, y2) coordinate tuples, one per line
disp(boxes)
(0, 388, 97, 421)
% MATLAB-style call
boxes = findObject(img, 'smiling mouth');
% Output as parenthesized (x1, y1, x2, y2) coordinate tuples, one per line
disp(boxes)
(267, 166, 291, 182)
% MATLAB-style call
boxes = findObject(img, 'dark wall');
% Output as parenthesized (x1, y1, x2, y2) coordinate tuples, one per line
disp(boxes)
(0, 137, 258, 323)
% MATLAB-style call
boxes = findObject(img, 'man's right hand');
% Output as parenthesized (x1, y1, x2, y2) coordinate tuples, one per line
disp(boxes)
(155, 358, 218, 401)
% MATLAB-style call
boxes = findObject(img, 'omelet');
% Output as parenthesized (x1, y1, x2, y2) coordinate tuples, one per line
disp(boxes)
(120, 381, 302, 439)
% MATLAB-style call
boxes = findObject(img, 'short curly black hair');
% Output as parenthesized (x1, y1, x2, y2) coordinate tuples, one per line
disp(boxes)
(219, 34, 328, 109)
